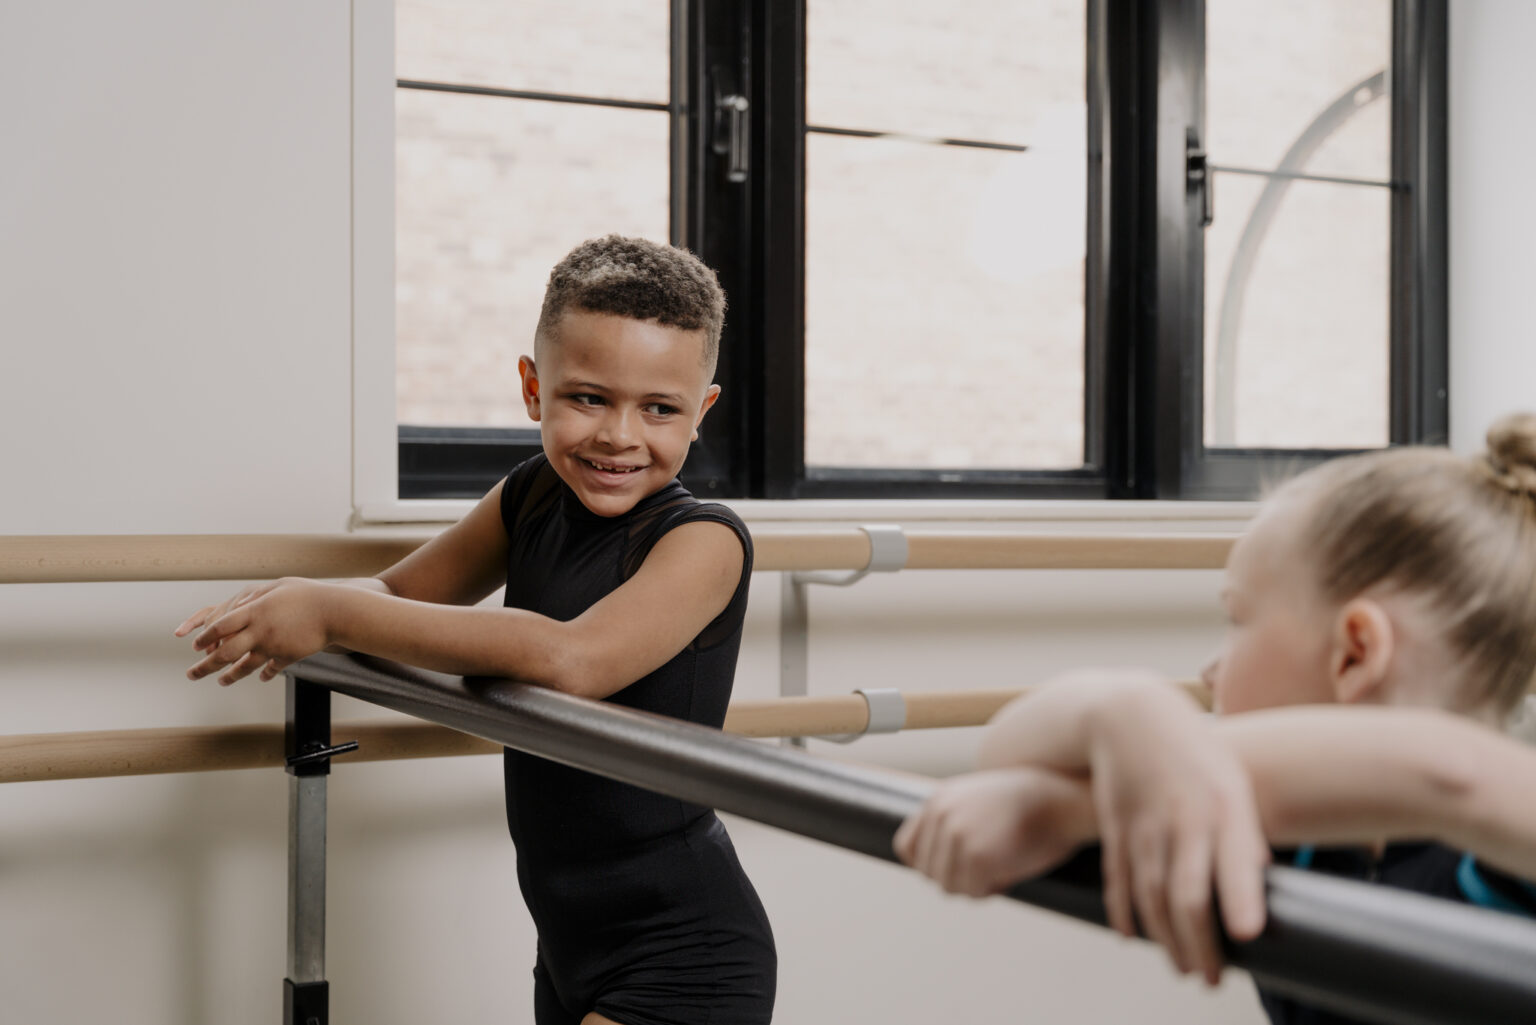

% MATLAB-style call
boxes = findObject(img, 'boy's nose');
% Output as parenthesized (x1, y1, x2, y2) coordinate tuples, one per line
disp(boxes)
(597, 408, 639, 448)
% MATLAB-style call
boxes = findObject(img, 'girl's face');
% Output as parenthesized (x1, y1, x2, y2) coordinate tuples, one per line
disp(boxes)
(1204, 496, 1340, 715)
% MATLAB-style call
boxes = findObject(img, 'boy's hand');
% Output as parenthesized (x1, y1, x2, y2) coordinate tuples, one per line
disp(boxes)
(174, 582, 269, 641)
(893, 768, 1093, 898)
(179, 577, 336, 686)
(1086, 687, 1269, 985)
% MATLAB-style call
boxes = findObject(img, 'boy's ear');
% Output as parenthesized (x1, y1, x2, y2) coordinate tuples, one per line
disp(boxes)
(691, 384, 721, 441)
(1328, 598, 1395, 705)
(518, 356, 541, 421)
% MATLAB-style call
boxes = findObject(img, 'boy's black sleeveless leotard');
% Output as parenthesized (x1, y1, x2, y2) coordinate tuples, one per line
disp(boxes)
(499, 454, 776, 1025)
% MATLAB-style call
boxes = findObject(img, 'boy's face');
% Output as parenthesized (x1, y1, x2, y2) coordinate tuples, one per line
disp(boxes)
(1203, 495, 1338, 715)
(519, 310, 719, 518)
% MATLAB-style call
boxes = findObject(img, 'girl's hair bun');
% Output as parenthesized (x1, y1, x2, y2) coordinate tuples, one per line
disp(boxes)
(1482, 412, 1536, 499)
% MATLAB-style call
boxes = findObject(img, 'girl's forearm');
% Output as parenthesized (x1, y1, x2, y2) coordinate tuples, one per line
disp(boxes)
(1220, 707, 1536, 879)
(977, 670, 1190, 772)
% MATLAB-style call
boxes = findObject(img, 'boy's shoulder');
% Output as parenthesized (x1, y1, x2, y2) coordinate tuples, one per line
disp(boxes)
(500, 453, 560, 531)
(636, 481, 751, 556)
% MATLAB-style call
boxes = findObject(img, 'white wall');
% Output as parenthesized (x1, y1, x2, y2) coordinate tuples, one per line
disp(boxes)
(1448, 0, 1536, 450)
(0, 2, 1524, 1023)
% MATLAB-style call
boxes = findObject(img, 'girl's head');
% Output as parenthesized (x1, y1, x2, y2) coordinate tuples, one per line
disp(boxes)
(1208, 413, 1536, 722)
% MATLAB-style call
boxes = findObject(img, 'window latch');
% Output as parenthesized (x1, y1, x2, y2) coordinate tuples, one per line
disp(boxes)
(712, 88, 750, 184)
(1186, 136, 1214, 228)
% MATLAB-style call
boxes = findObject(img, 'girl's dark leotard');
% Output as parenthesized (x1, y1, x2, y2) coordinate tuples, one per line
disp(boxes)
(499, 454, 776, 1025)
(1258, 843, 1536, 1025)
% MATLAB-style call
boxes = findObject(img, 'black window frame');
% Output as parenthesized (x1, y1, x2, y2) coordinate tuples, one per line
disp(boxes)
(397, 0, 1447, 503)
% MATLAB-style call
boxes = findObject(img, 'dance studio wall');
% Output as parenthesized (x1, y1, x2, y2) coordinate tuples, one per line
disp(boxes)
(2, 1, 1531, 1023)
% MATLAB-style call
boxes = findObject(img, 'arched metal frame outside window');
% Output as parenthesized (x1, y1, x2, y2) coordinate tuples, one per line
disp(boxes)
(1209, 70, 1391, 447)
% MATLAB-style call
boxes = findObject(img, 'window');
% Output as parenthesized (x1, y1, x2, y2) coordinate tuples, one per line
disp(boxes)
(392, 0, 1446, 502)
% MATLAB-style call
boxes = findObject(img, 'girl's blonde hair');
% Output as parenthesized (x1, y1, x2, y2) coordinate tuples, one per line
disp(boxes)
(1287, 413, 1536, 717)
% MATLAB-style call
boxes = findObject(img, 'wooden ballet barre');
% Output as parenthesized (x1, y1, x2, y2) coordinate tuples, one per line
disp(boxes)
(0, 531, 1236, 583)
(0, 681, 1214, 784)
(0, 534, 424, 584)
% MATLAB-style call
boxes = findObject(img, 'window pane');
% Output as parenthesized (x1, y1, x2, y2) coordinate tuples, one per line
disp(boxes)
(396, 0, 668, 104)
(803, 1, 1086, 472)
(1202, 174, 1389, 449)
(807, 0, 1082, 145)
(805, 135, 1084, 470)
(396, 90, 669, 428)
(1207, 0, 1391, 181)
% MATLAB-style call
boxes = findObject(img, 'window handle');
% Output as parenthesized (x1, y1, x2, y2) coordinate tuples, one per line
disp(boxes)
(713, 89, 750, 184)
(1187, 138, 1214, 228)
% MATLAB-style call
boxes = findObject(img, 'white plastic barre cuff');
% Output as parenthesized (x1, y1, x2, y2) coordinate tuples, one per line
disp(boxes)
(820, 687, 908, 744)
(792, 524, 909, 587)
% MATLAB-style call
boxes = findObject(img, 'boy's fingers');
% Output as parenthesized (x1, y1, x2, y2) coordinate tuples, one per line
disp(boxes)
(258, 658, 292, 682)
(219, 651, 262, 687)
(174, 606, 216, 637)
(187, 627, 254, 680)
(194, 606, 252, 652)
(187, 649, 228, 680)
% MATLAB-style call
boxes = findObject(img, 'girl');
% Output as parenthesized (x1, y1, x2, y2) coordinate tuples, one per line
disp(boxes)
(897, 413, 1536, 1021)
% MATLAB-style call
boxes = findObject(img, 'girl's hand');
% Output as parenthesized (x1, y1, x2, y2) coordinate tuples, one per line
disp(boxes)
(894, 767, 1093, 898)
(181, 577, 336, 685)
(1086, 686, 1270, 985)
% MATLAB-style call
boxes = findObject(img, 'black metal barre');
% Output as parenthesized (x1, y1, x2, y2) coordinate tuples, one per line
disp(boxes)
(292, 652, 1536, 1025)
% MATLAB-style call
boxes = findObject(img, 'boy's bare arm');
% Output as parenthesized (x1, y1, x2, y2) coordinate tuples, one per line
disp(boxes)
(188, 520, 744, 699)
(375, 479, 510, 605)
(175, 480, 510, 644)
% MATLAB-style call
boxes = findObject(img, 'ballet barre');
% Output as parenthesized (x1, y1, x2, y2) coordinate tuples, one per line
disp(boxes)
(0, 681, 1215, 784)
(0, 529, 1236, 583)
(269, 651, 1536, 1025)
(0, 528, 1232, 759)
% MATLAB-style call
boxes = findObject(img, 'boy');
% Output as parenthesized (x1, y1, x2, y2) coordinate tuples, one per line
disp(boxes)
(177, 235, 776, 1025)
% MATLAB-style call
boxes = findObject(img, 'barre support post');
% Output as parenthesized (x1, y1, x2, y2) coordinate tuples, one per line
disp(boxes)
(284, 678, 331, 1025)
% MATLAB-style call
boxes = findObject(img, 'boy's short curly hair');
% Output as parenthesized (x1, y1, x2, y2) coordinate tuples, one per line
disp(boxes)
(535, 235, 726, 372)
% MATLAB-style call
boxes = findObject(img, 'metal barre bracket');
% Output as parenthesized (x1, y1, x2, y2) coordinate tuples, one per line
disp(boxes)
(818, 688, 908, 745)
(781, 526, 909, 748)
(792, 524, 908, 587)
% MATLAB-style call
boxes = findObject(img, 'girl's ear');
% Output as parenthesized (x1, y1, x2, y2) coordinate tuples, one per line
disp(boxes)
(691, 384, 722, 441)
(1328, 598, 1395, 705)
(518, 356, 541, 420)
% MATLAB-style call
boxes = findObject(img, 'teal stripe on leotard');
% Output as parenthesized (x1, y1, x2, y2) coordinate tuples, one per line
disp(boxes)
(1456, 854, 1536, 918)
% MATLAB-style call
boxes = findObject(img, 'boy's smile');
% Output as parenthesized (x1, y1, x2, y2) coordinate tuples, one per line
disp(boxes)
(521, 310, 719, 518)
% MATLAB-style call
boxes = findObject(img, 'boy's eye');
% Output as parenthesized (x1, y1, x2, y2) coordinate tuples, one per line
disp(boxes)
(644, 403, 679, 416)
(570, 393, 604, 406)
